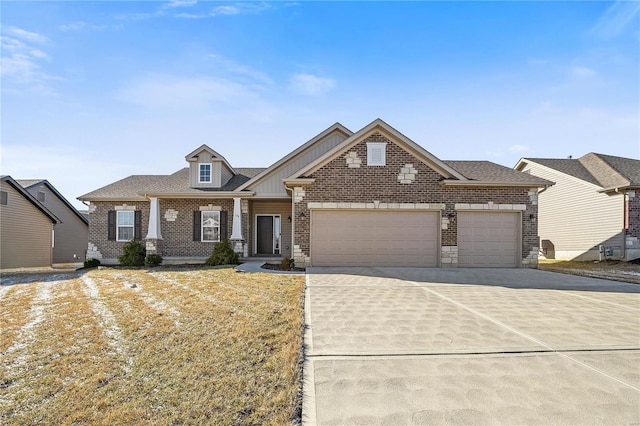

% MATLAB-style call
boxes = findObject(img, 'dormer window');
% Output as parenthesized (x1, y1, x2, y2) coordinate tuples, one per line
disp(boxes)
(367, 142, 387, 166)
(199, 163, 212, 183)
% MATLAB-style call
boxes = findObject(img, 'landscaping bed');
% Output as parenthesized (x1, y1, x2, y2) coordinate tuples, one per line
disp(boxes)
(0, 267, 305, 425)
(539, 259, 640, 284)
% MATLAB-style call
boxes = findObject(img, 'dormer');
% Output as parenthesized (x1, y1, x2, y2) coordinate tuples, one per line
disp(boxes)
(185, 145, 236, 189)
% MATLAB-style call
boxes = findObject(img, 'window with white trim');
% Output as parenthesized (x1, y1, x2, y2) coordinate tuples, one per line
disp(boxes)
(117, 211, 135, 242)
(199, 163, 212, 183)
(201, 211, 220, 242)
(367, 142, 387, 166)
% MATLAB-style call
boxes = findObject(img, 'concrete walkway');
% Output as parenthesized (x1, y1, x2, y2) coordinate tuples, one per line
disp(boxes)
(302, 267, 640, 425)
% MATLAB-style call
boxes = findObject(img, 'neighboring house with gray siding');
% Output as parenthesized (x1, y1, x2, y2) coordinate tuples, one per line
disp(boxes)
(18, 179, 89, 264)
(79, 119, 551, 268)
(0, 176, 59, 269)
(516, 153, 640, 261)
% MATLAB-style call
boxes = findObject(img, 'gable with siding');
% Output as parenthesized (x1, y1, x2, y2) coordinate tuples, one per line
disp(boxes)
(518, 161, 624, 259)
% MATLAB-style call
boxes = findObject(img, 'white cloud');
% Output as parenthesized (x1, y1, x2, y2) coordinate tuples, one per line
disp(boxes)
(0, 31, 58, 95)
(59, 21, 109, 32)
(590, 1, 640, 39)
(175, 3, 272, 19)
(569, 65, 597, 78)
(114, 74, 261, 109)
(4, 26, 49, 44)
(207, 54, 274, 86)
(289, 74, 336, 96)
(508, 144, 530, 153)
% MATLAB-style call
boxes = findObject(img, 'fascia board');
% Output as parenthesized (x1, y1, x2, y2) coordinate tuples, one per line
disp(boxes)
(441, 180, 551, 188)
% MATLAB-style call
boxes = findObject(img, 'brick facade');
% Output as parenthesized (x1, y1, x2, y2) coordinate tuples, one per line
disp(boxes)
(87, 201, 150, 260)
(293, 132, 539, 267)
(87, 199, 236, 261)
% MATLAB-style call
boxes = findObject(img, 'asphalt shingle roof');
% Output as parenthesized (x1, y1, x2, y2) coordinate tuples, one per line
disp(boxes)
(78, 168, 268, 200)
(16, 179, 47, 188)
(444, 161, 552, 185)
(524, 153, 640, 189)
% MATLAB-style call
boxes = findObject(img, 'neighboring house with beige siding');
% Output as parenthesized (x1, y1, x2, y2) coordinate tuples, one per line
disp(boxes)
(18, 179, 89, 264)
(79, 118, 551, 268)
(516, 153, 640, 261)
(0, 176, 59, 269)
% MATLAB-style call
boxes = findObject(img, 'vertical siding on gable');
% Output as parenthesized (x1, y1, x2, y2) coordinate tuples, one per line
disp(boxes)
(249, 131, 348, 195)
(189, 151, 222, 188)
(522, 163, 624, 260)
(24, 185, 89, 263)
(0, 182, 53, 268)
(221, 163, 233, 186)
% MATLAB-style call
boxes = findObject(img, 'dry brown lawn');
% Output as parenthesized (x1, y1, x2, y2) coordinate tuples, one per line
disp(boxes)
(539, 259, 640, 284)
(0, 267, 305, 425)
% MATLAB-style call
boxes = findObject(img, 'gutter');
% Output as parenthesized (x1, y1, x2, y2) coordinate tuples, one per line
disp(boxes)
(440, 180, 551, 188)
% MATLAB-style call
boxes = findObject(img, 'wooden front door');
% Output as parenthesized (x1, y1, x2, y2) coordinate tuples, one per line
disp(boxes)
(257, 216, 274, 254)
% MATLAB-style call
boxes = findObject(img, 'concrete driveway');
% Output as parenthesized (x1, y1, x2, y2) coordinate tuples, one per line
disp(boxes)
(302, 267, 640, 425)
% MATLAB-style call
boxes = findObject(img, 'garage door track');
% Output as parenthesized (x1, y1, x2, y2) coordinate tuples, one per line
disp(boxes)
(302, 267, 640, 425)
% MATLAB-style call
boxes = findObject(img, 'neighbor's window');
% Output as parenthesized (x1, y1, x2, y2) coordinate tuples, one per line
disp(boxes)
(201, 211, 220, 242)
(199, 163, 212, 183)
(367, 142, 387, 166)
(117, 211, 135, 242)
(0, 191, 7, 205)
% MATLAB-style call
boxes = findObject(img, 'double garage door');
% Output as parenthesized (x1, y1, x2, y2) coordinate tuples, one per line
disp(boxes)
(311, 210, 439, 267)
(310, 210, 520, 268)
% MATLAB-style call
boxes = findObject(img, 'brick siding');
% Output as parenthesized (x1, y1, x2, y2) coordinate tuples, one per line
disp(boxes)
(88, 201, 150, 259)
(294, 132, 539, 266)
(88, 199, 234, 260)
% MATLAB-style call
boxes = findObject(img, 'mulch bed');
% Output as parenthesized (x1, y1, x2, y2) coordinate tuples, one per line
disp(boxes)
(261, 263, 306, 272)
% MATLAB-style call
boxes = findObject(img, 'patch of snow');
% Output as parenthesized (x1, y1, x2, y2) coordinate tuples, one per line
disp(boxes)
(80, 274, 133, 370)
(3, 279, 55, 368)
(114, 272, 182, 328)
(615, 270, 640, 277)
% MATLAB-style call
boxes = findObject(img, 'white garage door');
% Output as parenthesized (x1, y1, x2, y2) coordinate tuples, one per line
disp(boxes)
(311, 210, 439, 267)
(457, 212, 520, 268)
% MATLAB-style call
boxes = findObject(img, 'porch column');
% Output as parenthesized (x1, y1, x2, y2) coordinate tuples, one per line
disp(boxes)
(230, 197, 243, 240)
(145, 197, 163, 255)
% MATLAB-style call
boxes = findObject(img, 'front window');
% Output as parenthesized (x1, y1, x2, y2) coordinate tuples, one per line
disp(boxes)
(199, 163, 212, 183)
(117, 211, 135, 241)
(202, 211, 220, 242)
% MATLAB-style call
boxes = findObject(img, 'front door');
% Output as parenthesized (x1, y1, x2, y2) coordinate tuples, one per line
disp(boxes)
(257, 216, 274, 254)
(256, 215, 281, 255)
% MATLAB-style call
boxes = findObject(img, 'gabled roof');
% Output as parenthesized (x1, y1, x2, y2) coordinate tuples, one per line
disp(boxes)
(444, 161, 552, 186)
(185, 144, 236, 175)
(1, 176, 60, 223)
(287, 118, 468, 181)
(235, 122, 353, 191)
(78, 175, 165, 201)
(517, 153, 640, 192)
(17, 179, 89, 225)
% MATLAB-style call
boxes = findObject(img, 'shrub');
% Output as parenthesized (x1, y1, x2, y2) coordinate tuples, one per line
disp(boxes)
(84, 258, 101, 268)
(118, 240, 146, 267)
(145, 254, 163, 267)
(280, 257, 295, 271)
(205, 240, 239, 266)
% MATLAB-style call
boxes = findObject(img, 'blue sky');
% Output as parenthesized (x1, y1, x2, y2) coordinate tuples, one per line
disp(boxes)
(2, 1, 639, 209)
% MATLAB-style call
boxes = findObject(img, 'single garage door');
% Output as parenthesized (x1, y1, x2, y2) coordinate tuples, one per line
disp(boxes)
(457, 211, 520, 268)
(311, 210, 439, 267)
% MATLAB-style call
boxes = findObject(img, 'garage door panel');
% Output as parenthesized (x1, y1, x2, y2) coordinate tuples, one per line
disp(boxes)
(458, 212, 520, 268)
(311, 211, 438, 267)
